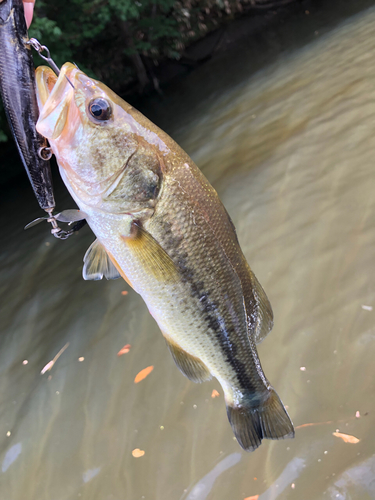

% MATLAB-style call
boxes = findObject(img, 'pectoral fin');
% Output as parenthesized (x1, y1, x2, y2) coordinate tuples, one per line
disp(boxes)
(122, 222, 180, 284)
(165, 337, 212, 383)
(83, 239, 121, 281)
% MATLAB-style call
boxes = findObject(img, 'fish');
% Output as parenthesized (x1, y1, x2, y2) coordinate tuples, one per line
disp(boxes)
(35, 62, 294, 451)
(0, 0, 55, 210)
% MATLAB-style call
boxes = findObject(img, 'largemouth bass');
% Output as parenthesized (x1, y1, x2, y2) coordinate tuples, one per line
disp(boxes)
(0, 0, 54, 210)
(35, 63, 294, 451)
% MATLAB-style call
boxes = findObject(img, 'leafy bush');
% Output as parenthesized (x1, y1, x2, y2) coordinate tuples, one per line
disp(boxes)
(0, 0, 292, 141)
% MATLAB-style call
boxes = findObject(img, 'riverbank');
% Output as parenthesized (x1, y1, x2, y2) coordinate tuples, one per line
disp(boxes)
(135, 0, 375, 129)
(1, 0, 374, 189)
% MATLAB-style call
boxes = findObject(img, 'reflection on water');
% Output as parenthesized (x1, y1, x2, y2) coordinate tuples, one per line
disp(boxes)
(183, 453, 241, 500)
(258, 457, 305, 500)
(327, 454, 375, 499)
(2, 443, 22, 473)
(2, 2, 375, 499)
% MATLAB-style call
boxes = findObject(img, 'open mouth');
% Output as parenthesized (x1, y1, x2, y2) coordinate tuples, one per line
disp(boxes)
(35, 63, 78, 141)
(35, 66, 58, 109)
(35, 62, 78, 106)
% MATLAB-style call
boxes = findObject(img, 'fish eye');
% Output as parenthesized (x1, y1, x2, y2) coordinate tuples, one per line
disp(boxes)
(88, 98, 112, 121)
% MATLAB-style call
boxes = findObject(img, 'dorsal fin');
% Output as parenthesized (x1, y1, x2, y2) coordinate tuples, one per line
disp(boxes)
(246, 267, 273, 344)
(83, 239, 121, 281)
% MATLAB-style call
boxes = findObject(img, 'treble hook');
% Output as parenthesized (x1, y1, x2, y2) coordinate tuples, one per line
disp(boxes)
(25, 209, 88, 239)
(46, 210, 87, 239)
(26, 38, 60, 75)
(26, 37, 75, 88)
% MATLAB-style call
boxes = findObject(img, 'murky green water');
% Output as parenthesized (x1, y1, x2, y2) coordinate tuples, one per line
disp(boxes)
(2, 3, 375, 499)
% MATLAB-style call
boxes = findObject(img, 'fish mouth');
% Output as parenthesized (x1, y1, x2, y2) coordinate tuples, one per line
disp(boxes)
(35, 63, 124, 196)
(35, 63, 79, 141)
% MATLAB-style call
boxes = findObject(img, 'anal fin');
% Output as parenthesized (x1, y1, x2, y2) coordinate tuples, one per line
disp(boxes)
(83, 239, 121, 281)
(165, 337, 212, 383)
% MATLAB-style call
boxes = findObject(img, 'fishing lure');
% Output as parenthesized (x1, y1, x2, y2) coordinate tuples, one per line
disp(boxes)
(0, 0, 85, 238)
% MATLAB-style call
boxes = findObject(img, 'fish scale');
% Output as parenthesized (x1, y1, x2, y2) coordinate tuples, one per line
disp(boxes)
(148, 170, 261, 384)
(35, 62, 294, 451)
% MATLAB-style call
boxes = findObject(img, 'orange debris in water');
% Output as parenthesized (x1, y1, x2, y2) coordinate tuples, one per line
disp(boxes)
(211, 389, 220, 398)
(132, 448, 145, 458)
(117, 344, 131, 356)
(332, 432, 360, 443)
(121, 291, 128, 296)
(244, 496, 259, 500)
(134, 365, 154, 383)
(295, 420, 334, 429)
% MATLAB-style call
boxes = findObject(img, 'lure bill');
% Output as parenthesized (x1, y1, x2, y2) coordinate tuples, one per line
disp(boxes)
(0, 0, 55, 210)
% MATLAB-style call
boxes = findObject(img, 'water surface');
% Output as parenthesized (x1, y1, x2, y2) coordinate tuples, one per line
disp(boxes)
(1, 4, 375, 499)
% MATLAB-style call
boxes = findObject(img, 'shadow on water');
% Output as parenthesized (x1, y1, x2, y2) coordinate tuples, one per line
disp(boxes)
(1, 1, 375, 499)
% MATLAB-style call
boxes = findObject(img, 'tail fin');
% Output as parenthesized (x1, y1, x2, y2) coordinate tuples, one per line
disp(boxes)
(226, 388, 294, 452)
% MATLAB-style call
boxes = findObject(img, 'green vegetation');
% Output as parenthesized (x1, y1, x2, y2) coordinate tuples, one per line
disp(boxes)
(0, 0, 291, 141)
(28, 0, 249, 92)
